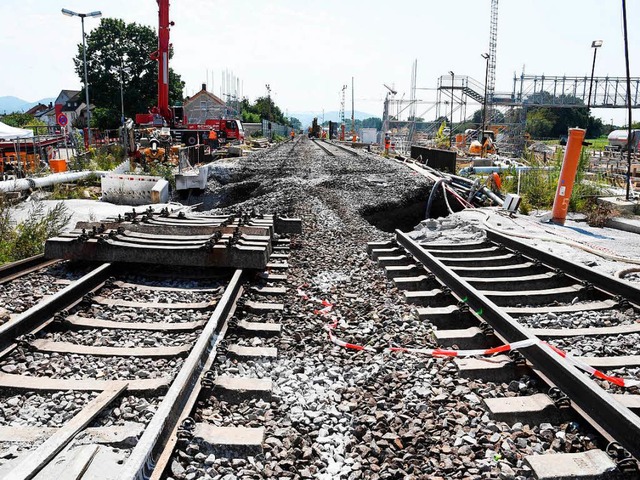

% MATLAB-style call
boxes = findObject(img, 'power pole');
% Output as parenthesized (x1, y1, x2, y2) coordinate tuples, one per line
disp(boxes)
(351, 76, 355, 140)
(339, 85, 347, 140)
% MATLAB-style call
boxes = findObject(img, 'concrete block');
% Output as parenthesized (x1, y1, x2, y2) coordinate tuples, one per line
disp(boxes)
(151, 179, 169, 203)
(193, 424, 264, 457)
(101, 173, 164, 205)
(213, 375, 272, 402)
(227, 344, 277, 361)
(525, 449, 619, 480)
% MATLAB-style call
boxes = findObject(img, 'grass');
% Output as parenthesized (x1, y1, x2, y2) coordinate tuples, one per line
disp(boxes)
(0, 197, 71, 265)
(492, 148, 616, 225)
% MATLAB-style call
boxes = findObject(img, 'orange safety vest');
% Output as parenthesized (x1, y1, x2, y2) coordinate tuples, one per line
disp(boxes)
(290, 131, 295, 138)
(209, 130, 218, 140)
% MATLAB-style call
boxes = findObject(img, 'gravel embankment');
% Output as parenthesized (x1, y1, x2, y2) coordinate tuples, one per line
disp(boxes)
(168, 139, 605, 480)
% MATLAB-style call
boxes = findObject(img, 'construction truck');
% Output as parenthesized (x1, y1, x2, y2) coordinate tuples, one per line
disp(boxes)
(134, 0, 244, 149)
(308, 118, 322, 138)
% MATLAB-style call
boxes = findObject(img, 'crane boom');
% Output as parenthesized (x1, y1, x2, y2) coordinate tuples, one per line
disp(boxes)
(150, 0, 172, 122)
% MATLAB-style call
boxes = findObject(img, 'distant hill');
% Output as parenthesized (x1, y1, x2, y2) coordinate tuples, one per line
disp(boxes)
(0, 96, 56, 114)
(290, 110, 379, 128)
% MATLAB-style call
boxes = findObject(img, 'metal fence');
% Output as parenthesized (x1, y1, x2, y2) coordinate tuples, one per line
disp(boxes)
(262, 119, 293, 140)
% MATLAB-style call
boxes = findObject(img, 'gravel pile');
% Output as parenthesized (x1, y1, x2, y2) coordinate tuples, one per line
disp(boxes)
(168, 140, 607, 480)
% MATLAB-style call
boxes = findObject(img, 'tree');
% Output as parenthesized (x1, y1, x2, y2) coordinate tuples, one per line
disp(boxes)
(74, 18, 184, 129)
(1, 112, 46, 134)
(239, 96, 288, 125)
(289, 117, 302, 130)
(362, 117, 382, 129)
(526, 109, 556, 138)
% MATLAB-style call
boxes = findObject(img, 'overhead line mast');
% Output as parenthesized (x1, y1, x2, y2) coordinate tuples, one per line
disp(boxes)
(486, 0, 499, 124)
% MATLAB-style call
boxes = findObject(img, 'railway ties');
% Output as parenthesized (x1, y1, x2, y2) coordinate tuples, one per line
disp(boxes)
(310, 138, 360, 158)
(0, 215, 299, 478)
(368, 229, 640, 478)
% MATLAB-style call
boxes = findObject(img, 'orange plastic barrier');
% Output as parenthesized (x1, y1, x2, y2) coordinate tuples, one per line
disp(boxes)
(551, 128, 586, 225)
(49, 159, 68, 173)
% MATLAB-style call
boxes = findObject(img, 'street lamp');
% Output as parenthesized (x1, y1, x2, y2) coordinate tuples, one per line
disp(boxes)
(587, 40, 603, 110)
(480, 53, 490, 157)
(448, 71, 454, 148)
(62, 8, 102, 146)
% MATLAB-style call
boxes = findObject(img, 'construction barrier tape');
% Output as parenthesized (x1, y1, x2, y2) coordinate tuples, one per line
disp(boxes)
(305, 296, 640, 389)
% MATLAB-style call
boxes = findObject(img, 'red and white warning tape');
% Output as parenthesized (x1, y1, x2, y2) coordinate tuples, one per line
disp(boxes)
(302, 293, 640, 389)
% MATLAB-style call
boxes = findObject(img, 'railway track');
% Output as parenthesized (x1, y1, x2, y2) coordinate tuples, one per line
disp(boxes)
(311, 138, 360, 158)
(367, 225, 640, 477)
(0, 220, 294, 478)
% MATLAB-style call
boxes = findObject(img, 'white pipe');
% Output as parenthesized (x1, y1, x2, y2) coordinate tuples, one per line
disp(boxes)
(0, 170, 107, 193)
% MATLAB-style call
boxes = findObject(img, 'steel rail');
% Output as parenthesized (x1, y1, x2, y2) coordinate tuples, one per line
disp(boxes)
(311, 138, 335, 157)
(118, 268, 244, 480)
(396, 229, 640, 460)
(325, 140, 360, 156)
(0, 263, 114, 353)
(486, 228, 640, 304)
(0, 254, 60, 285)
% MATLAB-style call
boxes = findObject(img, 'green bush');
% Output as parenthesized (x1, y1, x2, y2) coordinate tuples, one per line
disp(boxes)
(0, 199, 71, 264)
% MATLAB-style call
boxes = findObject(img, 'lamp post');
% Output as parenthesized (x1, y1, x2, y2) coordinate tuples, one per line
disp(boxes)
(480, 53, 490, 157)
(448, 71, 454, 148)
(62, 8, 102, 146)
(587, 40, 603, 110)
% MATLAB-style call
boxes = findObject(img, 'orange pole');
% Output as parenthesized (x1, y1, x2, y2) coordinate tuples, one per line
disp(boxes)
(551, 128, 586, 225)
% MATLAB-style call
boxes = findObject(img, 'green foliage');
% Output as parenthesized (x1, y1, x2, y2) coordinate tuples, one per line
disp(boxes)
(526, 109, 556, 138)
(74, 17, 185, 129)
(68, 144, 123, 172)
(271, 134, 286, 143)
(0, 199, 72, 264)
(241, 110, 261, 123)
(343, 117, 383, 132)
(1, 112, 35, 128)
(239, 97, 288, 125)
(288, 117, 302, 131)
(145, 162, 175, 189)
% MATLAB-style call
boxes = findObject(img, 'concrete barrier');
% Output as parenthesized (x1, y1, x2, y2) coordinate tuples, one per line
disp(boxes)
(101, 173, 167, 205)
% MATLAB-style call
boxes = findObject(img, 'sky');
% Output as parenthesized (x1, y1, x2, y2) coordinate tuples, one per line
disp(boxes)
(1, 0, 639, 125)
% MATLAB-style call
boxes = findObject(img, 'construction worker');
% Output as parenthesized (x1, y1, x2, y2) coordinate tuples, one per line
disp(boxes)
(208, 129, 219, 150)
(384, 131, 391, 154)
(290, 130, 295, 141)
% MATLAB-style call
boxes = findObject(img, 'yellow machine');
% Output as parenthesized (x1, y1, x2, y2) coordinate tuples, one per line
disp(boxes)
(469, 131, 497, 156)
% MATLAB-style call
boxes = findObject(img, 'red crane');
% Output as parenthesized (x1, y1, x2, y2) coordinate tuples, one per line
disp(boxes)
(149, 0, 172, 123)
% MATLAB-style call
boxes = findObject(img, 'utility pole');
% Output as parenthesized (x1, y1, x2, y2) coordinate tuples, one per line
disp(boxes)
(622, 0, 633, 201)
(351, 76, 355, 141)
(448, 71, 454, 148)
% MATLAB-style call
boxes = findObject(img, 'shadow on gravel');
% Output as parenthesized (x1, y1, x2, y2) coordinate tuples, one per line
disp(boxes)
(361, 199, 428, 232)
(182, 181, 262, 210)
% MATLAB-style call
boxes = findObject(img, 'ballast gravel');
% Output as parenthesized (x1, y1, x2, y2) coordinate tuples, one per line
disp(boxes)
(168, 139, 608, 480)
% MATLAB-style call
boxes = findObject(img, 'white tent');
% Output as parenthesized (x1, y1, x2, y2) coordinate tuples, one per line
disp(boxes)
(0, 121, 34, 141)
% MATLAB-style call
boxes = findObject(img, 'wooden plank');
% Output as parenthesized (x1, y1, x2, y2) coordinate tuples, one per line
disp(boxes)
(6, 383, 126, 480)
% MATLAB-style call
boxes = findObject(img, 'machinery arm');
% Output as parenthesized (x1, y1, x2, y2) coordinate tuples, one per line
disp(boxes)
(151, 0, 172, 122)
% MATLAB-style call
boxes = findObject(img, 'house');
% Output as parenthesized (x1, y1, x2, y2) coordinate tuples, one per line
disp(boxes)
(37, 89, 93, 128)
(25, 103, 50, 116)
(183, 84, 227, 124)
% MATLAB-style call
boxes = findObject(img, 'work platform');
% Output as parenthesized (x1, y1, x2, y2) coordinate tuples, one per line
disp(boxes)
(44, 209, 302, 269)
